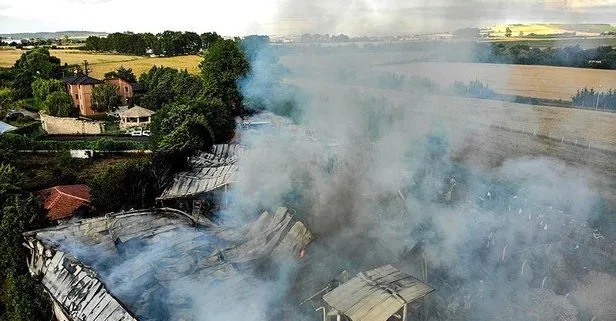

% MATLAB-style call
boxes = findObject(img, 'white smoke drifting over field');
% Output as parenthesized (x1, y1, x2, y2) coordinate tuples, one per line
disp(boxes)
(233, 27, 616, 321)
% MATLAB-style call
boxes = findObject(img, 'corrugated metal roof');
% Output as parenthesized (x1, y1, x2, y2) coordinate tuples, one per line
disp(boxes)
(24, 207, 314, 321)
(323, 265, 434, 321)
(0, 121, 16, 134)
(158, 144, 242, 200)
(26, 240, 138, 321)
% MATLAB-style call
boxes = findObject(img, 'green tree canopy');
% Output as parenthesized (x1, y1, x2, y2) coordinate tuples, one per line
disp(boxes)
(12, 48, 64, 98)
(91, 83, 120, 112)
(0, 88, 15, 118)
(89, 158, 157, 214)
(137, 66, 203, 110)
(104, 66, 137, 83)
(200, 32, 223, 50)
(199, 39, 249, 108)
(31, 78, 65, 106)
(44, 91, 74, 117)
(150, 98, 235, 161)
(0, 164, 51, 321)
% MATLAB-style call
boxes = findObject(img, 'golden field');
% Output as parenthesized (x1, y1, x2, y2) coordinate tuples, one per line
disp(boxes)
(487, 23, 616, 37)
(0, 48, 201, 78)
(377, 62, 616, 101)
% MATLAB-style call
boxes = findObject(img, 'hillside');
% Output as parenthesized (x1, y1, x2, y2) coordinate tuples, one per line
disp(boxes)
(0, 31, 107, 39)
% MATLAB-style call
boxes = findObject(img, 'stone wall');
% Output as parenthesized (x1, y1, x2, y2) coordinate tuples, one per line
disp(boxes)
(40, 113, 103, 135)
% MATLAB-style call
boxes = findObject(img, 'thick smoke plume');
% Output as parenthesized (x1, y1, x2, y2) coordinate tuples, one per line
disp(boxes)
(43, 4, 616, 321)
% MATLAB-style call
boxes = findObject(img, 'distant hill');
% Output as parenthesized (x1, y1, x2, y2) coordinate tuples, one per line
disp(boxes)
(0, 31, 107, 39)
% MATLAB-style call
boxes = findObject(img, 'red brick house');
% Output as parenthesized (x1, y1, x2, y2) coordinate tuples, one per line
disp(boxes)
(64, 74, 104, 116)
(38, 185, 91, 221)
(105, 77, 134, 106)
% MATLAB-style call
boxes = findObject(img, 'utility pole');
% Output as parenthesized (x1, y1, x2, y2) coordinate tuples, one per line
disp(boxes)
(83, 60, 91, 76)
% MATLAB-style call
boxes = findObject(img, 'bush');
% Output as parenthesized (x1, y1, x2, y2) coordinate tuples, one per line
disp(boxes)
(89, 158, 157, 213)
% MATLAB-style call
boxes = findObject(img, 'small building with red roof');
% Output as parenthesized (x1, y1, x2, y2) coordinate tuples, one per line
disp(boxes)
(38, 185, 91, 221)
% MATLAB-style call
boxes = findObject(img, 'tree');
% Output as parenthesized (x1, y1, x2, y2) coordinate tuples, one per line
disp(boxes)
(43, 91, 73, 117)
(150, 100, 215, 159)
(0, 88, 15, 118)
(91, 83, 120, 112)
(104, 66, 137, 83)
(0, 173, 51, 321)
(200, 32, 223, 50)
(505, 27, 513, 38)
(12, 48, 64, 98)
(199, 39, 249, 108)
(31, 78, 64, 106)
(89, 158, 156, 213)
(137, 66, 203, 110)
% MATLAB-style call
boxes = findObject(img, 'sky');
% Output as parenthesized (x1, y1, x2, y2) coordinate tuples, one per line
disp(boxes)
(0, 0, 615, 36)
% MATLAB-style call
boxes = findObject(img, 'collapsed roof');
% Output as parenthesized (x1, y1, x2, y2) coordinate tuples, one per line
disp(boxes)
(24, 207, 313, 321)
(158, 144, 242, 200)
(322, 265, 434, 321)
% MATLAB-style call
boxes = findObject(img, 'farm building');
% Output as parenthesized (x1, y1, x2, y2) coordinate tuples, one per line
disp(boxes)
(318, 265, 434, 321)
(38, 184, 91, 221)
(23, 207, 314, 321)
(157, 144, 242, 214)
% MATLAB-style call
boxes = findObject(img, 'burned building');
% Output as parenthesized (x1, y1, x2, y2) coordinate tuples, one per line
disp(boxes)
(24, 207, 313, 321)
(157, 144, 242, 215)
(314, 265, 434, 321)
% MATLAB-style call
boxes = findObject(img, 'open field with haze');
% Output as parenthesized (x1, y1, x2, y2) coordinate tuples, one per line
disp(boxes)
(377, 62, 616, 100)
(0, 48, 201, 78)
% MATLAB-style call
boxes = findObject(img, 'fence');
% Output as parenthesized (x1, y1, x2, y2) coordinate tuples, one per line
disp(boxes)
(490, 124, 616, 156)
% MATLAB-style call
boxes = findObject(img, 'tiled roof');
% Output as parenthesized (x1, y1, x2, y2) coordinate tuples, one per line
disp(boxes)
(119, 106, 155, 118)
(38, 185, 91, 220)
(63, 74, 104, 85)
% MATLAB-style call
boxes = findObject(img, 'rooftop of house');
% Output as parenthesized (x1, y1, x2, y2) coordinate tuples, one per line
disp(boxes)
(119, 106, 155, 119)
(38, 184, 90, 220)
(63, 73, 104, 85)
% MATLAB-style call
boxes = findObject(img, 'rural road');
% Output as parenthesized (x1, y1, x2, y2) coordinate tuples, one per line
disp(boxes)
(43, 135, 149, 142)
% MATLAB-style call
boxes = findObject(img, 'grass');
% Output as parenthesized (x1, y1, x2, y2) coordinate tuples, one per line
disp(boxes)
(0, 48, 202, 78)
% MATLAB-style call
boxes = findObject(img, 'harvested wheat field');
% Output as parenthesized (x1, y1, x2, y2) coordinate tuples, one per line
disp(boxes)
(286, 77, 616, 151)
(377, 62, 616, 101)
(0, 48, 201, 78)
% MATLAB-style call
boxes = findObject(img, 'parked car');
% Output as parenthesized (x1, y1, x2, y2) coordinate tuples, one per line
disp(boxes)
(142, 130, 151, 137)
(127, 127, 143, 136)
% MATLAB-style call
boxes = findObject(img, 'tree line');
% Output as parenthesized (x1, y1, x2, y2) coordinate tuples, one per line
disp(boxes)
(472, 43, 616, 70)
(572, 88, 616, 111)
(83, 31, 223, 56)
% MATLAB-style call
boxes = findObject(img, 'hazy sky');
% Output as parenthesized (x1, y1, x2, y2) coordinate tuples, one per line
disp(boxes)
(0, 0, 615, 36)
